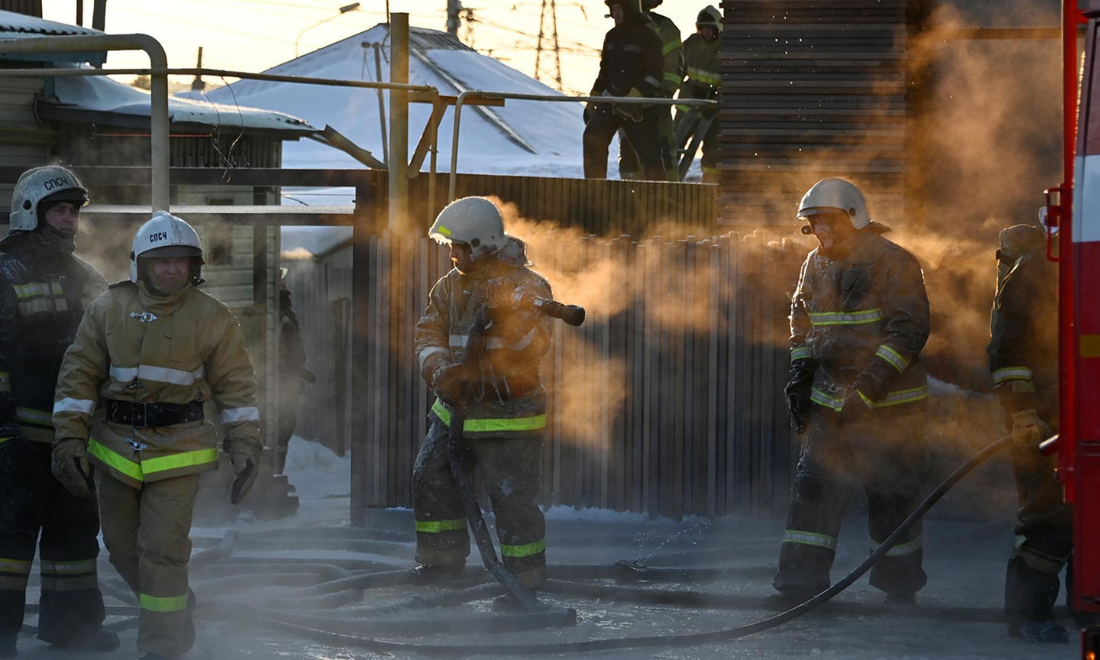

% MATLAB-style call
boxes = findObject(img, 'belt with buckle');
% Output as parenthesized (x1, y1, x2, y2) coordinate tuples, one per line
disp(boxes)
(105, 399, 204, 429)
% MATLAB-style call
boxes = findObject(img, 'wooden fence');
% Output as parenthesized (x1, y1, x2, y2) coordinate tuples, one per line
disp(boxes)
(351, 231, 805, 521)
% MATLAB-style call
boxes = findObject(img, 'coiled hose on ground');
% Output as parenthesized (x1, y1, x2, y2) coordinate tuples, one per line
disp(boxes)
(222, 434, 1013, 657)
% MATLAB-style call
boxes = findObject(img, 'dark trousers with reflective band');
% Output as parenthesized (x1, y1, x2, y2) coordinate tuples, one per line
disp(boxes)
(619, 103, 675, 180)
(412, 419, 547, 588)
(0, 438, 104, 642)
(775, 405, 929, 597)
(97, 471, 199, 657)
(583, 106, 666, 181)
(1005, 440, 1073, 622)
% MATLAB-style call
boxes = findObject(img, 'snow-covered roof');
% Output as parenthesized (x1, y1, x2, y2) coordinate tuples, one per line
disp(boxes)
(198, 23, 587, 178)
(0, 9, 106, 65)
(40, 71, 316, 135)
(0, 9, 100, 37)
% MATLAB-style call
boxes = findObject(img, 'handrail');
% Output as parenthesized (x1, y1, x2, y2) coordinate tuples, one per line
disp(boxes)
(447, 90, 719, 202)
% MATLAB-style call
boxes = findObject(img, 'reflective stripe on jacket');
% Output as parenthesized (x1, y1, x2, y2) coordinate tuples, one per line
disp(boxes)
(789, 227, 930, 411)
(414, 252, 553, 437)
(682, 32, 720, 88)
(648, 12, 684, 96)
(0, 238, 107, 443)
(53, 281, 261, 487)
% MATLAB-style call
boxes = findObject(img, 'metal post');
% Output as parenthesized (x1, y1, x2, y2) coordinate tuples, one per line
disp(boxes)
(388, 13, 409, 232)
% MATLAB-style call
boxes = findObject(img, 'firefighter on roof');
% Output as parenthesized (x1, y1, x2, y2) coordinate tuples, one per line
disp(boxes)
(412, 197, 554, 588)
(0, 166, 116, 657)
(51, 211, 263, 660)
(770, 178, 931, 609)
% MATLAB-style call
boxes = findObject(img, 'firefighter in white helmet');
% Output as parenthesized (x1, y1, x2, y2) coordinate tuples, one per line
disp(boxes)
(412, 197, 554, 587)
(675, 6, 722, 182)
(0, 166, 116, 656)
(51, 211, 263, 660)
(768, 178, 931, 609)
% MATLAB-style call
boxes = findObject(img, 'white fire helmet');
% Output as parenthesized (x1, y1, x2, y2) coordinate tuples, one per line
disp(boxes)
(697, 6, 722, 32)
(129, 211, 205, 283)
(429, 197, 508, 261)
(797, 177, 871, 230)
(9, 166, 89, 233)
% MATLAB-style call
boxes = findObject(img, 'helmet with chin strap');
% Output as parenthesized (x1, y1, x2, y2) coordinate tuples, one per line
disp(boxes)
(9, 166, 89, 234)
(428, 197, 509, 262)
(797, 178, 871, 230)
(129, 211, 205, 284)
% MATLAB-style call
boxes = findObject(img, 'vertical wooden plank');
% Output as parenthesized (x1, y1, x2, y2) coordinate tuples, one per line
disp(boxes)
(599, 238, 611, 510)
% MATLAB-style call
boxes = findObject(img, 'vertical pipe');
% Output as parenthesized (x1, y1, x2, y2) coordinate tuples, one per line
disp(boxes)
(372, 43, 388, 166)
(388, 14, 409, 232)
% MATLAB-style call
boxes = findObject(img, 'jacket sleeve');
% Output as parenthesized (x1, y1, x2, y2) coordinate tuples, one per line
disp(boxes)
(987, 255, 1043, 413)
(788, 257, 813, 363)
(205, 309, 262, 451)
(493, 275, 554, 362)
(659, 24, 684, 95)
(639, 29, 665, 97)
(415, 275, 454, 384)
(590, 34, 611, 96)
(52, 299, 110, 442)
(0, 278, 17, 438)
(853, 249, 930, 403)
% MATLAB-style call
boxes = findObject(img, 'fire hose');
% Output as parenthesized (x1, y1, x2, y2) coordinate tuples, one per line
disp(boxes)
(224, 434, 1015, 656)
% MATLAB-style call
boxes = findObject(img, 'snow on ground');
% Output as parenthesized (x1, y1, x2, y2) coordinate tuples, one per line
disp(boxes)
(12, 439, 1078, 659)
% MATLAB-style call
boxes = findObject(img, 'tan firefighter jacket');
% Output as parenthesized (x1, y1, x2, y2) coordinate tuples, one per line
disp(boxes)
(415, 239, 553, 438)
(790, 226, 931, 412)
(53, 281, 262, 488)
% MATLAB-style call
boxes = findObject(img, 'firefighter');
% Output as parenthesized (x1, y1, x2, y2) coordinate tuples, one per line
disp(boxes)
(771, 178, 930, 609)
(583, 0, 668, 181)
(412, 197, 553, 588)
(676, 6, 722, 183)
(988, 224, 1072, 643)
(50, 211, 263, 660)
(275, 270, 314, 474)
(618, 0, 682, 180)
(0, 166, 117, 656)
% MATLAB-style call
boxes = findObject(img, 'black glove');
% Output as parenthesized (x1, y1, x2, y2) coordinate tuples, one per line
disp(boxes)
(784, 358, 817, 434)
(583, 102, 593, 124)
(430, 363, 468, 407)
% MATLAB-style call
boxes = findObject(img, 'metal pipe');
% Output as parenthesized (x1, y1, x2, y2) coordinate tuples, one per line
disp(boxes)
(388, 13, 410, 232)
(0, 34, 171, 210)
(446, 90, 718, 202)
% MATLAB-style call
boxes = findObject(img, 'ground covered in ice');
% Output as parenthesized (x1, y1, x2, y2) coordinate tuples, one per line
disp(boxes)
(13, 439, 1077, 659)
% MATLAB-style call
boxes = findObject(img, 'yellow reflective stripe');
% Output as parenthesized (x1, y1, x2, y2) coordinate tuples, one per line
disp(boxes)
(415, 519, 467, 534)
(141, 448, 219, 476)
(501, 539, 546, 558)
(790, 346, 812, 362)
(662, 38, 682, 55)
(18, 299, 53, 314)
(856, 390, 876, 408)
(88, 438, 143, 482)
(436, 224, 452, 236)
(50, 282, 63, 296)
(992, 366, 1033, 385)
(0, 438, 9, 445)
(783, 530, 837, 550)
(875, 344, 909, 373)
(15, 407, 52, 426)
(874, 386, 928, 408)
(687, 67, 720, 86)
(810, 388, 844, 411)
(0, 558, 32, 575)
(872, 536, 922, 557)
(139, 593, 189, 613)
(40, 559, 98, 575)
(13, 282, 52, 298)
(663, 72, 683, 83)
(807, 308, 884, 326)
(431, 399, 547, 433)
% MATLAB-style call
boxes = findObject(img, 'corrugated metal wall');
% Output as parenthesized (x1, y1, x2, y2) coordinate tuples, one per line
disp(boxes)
(718, 0, 911, 227)
(345, 232, 803, 520)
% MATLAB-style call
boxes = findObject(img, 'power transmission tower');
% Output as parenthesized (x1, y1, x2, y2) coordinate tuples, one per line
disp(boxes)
(533, 0, 563, 92)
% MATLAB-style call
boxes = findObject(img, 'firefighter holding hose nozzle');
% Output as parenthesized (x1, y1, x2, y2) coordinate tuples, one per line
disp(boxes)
(769, 178, 931, 610)
(412, 197, 554, 589)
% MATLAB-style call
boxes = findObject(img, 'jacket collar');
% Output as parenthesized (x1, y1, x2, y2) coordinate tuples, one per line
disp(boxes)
(137, 280, 192, 315)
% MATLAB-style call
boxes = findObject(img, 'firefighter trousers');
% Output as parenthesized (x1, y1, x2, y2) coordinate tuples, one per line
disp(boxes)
(618, 102, 675, 180)
(96, 471, 199, 658)
(583, 106, 666, 181)
(1005, 441, 1073, 622)
(412, 419, 547, 588)
(774, 405, 929, 597)
(0, 438, 105, 643)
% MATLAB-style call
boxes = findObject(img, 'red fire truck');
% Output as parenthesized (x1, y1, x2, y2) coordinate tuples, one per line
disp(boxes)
(1049, 1, 1100, 656)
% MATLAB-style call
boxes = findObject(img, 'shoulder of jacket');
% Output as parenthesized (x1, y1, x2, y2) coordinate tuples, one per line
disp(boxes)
(518, 266, 552, 290)
(865, 233, 920, 266)
(71, 254, 107, 283)
(188, 287, 232, 314)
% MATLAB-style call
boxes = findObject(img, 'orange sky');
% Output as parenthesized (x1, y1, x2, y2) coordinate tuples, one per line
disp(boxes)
(42, 0, 709, 95)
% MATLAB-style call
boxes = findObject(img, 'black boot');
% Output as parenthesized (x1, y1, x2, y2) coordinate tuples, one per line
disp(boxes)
(1008, 618, 1069, 644)
(760, 588, 818, 612)
(181, 589, 197, 654)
